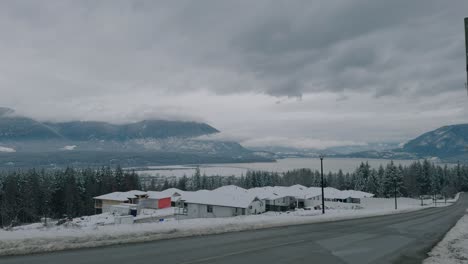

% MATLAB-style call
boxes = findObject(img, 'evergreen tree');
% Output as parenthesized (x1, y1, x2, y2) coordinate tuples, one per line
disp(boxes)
(335, 170, 345, 190)
(383, 161, 404, 198)
(418, 160, 432, 195)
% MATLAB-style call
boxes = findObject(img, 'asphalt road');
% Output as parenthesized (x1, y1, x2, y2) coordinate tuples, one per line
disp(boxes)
(1, 194, 467, 264)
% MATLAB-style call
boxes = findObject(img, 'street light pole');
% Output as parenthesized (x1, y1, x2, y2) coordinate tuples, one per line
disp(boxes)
(319, 155, 325, 214)
(394, 179, 397, 210)
(464, 17, 468, 95)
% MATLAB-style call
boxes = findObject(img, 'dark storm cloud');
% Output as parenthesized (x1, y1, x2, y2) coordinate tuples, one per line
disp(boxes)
(230, 0, 468, 96)
(0, 0, 466, 99)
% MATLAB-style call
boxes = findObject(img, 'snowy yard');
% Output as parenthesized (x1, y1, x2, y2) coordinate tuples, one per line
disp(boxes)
(0, 196, 458, 256)
(424, 209, 468, 264)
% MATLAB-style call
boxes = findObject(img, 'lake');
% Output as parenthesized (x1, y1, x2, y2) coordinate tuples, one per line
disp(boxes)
(135, 158, 432, 177)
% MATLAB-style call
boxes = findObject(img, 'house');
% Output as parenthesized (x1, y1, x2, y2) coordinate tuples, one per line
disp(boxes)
(93, 185, 375, 219)
(339, 190, 374, 203)
(94, 190, 170, 214)
(248, 187, 297, 211)
(176, 191, 265, 219)
(108, 204, 138, 216)
(302, 188, 374, 206)
(159, 188, 186, 207)
(142, 191, 172, 209)
(94, 190, 147, 214)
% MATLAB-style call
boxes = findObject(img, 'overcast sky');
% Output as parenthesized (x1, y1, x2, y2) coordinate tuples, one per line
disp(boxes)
(1, 1, 468, 149)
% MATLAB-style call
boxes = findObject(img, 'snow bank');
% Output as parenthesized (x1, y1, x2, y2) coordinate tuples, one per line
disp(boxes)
(0, 196, 458, 256)
(424, 209, 468, 264)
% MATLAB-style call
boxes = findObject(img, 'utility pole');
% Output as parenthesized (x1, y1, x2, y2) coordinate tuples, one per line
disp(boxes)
(394, 179, 398, 210)
(465, 17, 468, 95)
(319, 154, 325, 214)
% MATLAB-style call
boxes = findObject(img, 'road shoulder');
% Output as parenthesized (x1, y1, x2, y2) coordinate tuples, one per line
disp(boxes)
(423, 209, 468, 264)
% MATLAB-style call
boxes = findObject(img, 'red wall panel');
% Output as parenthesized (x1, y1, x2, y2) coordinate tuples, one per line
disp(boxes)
(158, 197, 171, 209)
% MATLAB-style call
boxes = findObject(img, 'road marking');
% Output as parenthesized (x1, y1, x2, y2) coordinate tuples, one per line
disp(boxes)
(178, 239, 307, 264)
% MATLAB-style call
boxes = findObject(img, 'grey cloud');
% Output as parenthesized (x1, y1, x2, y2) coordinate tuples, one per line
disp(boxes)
(0, 0, 466, 100)
(229, 0, 467, 97)
(0, 1, 467, 146)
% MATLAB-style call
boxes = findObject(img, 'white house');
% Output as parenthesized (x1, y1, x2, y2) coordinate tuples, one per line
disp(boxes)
(176, 190, 265, 219)
(302, 187, 375, 207)
(248, 186, 297, 211)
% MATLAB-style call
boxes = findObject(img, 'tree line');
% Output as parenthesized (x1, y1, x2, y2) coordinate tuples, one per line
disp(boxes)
(147, 160, 468, 199)
(0, 166, 140, 228)
(1, 160, 467, 227)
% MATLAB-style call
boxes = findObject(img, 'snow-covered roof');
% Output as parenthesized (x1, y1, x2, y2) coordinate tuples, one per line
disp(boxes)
(212, 185, 248, 194)
(248, 186, 322, 200)
(183, 191, 258, 208)
(288, 184, 308, 191)
(248, 187, 285, 200)
(146, 191, 172, 200)
(340, 190, 374, 199)
(94, 185, 374, 204)
(160, 188, 185, 196)
(126, 190, 148, 197)
(249, 187, 285, 199)
(94, 190, 148, 201)
(94, 192, 132, 202)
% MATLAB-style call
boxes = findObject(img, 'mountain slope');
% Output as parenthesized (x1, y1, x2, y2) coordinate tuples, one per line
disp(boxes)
(0, 108, 269, 167)
(0, 107, 219, 142)
(0, 116, 62, 140)
(402, 124, 468, 158)
(341, 124, 468, 161)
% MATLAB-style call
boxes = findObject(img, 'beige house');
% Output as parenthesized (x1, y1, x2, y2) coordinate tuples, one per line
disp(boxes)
(94, 190, 147, 214)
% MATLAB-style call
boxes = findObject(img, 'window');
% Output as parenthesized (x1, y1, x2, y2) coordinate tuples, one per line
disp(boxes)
(207, 205, 213, 213)
(95, 200, 103, 208)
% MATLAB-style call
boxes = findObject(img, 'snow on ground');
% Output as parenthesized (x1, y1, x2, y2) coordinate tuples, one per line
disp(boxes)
(0, 146, 15, 153)
(0, 196, 458, 256)
(424, 209, 468, 264)
(135, 207, 176, 222)
(61, 145, 77, 150)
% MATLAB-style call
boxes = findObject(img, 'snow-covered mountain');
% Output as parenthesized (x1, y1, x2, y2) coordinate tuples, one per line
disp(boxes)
(341, 124, 468, 161)
(0, 108, 271, 167)
(401, 124, 468, 159)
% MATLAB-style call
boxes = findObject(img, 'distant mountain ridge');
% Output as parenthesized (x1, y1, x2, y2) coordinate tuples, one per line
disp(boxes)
(0, 108, 270, 167)
(0, 108, 218, 141)
(401, 124, 468, 159)
(340, 124, 468, 161)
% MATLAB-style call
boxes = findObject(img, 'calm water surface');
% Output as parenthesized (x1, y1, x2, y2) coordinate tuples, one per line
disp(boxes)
(135, 158, 438, 177)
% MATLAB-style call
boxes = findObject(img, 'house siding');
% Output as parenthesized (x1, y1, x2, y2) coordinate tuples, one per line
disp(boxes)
(99, 200, 126, 213)
(249, 200, 265, 214)
(158, 197, 172, 209)
(138, 199, 159, 209)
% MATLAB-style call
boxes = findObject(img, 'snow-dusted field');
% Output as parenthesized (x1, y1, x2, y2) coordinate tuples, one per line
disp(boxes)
(424, 209, 468, 264)
(0, 196, 457, 256)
